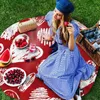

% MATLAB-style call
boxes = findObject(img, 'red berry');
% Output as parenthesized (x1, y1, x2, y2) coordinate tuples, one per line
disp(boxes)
(4, 69, 24, 85)
(64, 21, 69, 27)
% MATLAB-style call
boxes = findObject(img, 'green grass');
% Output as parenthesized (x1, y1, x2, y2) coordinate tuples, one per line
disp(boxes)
(71, 0, 100, 27)
(0, 89, 15, 100)
(0, 0, 100, 100)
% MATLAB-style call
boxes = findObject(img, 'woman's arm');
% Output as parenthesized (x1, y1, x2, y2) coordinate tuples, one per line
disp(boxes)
(68, 33, 74, 51)
(67, 24, 75, 51)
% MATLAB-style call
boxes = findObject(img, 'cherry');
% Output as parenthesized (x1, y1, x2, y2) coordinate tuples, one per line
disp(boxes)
(4, 69, 24, 85)
(64, 21, 69, 27)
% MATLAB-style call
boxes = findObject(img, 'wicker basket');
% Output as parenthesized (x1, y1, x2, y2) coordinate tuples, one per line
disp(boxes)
(18, 18, 37, 33)
(76, 33, 100, 66)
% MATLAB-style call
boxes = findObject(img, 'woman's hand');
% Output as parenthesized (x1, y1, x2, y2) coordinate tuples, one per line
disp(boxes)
(67, 23, 74, 35)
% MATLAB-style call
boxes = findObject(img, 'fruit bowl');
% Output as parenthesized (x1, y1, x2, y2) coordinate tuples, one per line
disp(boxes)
(14, 34, 29, 49)
(3, 67, 26, 87)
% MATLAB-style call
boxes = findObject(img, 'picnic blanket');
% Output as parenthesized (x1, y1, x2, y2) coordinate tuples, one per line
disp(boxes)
(0, 16, 99, 100)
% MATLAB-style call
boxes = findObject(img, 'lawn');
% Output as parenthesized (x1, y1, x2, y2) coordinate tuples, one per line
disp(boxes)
(0, 0, 100, 100)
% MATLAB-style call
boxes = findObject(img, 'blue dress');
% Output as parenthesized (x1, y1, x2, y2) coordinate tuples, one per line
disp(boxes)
(36, 11, 95, 100)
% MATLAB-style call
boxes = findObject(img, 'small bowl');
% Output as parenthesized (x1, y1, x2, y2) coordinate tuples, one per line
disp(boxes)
(14, 34, 29, 49)
(3, 67, 26, 87)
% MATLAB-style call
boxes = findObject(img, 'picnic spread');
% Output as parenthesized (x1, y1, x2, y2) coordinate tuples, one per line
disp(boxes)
(0, 16, 99, 100)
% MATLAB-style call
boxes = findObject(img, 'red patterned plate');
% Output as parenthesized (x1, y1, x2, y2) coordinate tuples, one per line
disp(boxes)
(4, 89, 20, 99)
(0, 43, 4, 54)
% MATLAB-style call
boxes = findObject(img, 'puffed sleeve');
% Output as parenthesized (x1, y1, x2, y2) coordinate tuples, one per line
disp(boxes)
(71, 20, 80, 39)
(45, 11, 53, 27)
(45, 11, 54, 36)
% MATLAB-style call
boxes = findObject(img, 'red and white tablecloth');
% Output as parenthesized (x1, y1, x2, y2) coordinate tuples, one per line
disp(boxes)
(0, 16, 99, 100)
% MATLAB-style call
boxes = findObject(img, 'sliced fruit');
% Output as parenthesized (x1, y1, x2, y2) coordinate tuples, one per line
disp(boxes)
(0, 61, 11, 67)
(0, 49, 11, 64)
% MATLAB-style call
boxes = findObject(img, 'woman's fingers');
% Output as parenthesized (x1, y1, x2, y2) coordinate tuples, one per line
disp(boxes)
(67, 24, 74, 34)
(68, 23, 73, 27)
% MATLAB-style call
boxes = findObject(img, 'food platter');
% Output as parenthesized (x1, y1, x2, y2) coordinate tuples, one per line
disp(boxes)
(3, 67, 26, 87)
(14, 34, 29, 49)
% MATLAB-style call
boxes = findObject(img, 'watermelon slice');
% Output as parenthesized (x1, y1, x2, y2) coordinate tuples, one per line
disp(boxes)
(0, 61, 11, 67)
(0, 48, 11, 64)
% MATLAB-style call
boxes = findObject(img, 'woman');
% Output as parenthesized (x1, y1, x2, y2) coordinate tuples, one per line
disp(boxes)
(36, 0, 95, 100)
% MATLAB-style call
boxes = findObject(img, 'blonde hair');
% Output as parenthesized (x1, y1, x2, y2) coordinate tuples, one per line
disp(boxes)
(52, 14, 72, 45)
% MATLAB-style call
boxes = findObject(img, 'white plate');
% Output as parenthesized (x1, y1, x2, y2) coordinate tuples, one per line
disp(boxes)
(3, 67, 26, 87)
(14, 34, 29, 49)
(0, 43, 4, 53)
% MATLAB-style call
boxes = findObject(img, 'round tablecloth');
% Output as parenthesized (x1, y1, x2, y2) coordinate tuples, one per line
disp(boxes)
(0, 16, 99, 100)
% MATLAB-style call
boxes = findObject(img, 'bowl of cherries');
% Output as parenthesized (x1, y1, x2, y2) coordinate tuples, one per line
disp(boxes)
(3, 67, 26, 87)
(14, 34, 29, 49)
